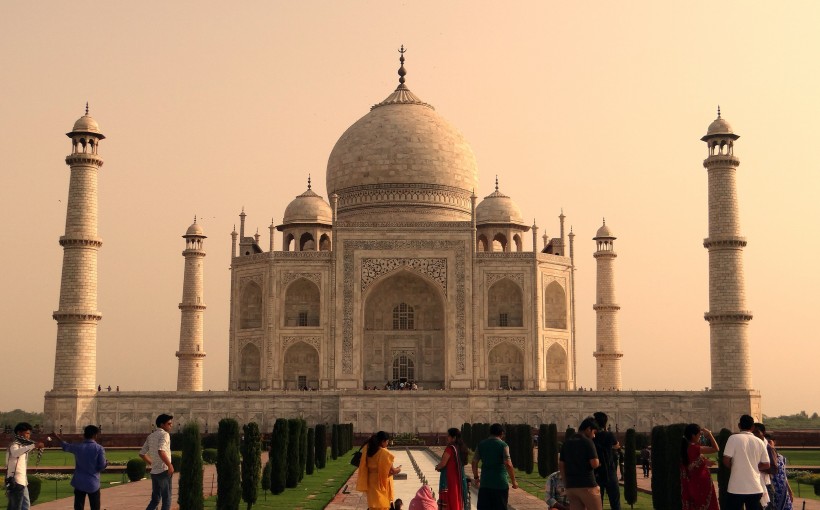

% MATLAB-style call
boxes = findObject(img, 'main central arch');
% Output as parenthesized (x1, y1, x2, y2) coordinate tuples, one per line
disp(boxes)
(362, 270, 445, 389)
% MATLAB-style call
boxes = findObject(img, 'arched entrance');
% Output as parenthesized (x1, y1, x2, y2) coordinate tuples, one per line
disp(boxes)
(546, 343, 568, 389)
(283, 341, 320, 390)
(363, 270, 445, 389)
(487, 342, 524, 389)
(239, 343, 261, 390)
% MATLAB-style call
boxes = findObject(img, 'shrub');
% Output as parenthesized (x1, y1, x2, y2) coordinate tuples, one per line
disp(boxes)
(314, 423, 327, 469)
(520, 424, 534, 474)
(298, 420, 307, 482)
(331, 423, 339, 460)
(623, 429, 638, 508)
(126, 458, 147, 481)
(202, 433, 219, 449)
(814, 478, 820, 496)
(564, 427, 575, 442)
(170, 432, 184, 452)
(28, 477, 42, 503)
(261, 461, 272, 496)
(665, 423, 685, 510)
(717, 428, 732, 510)
(306, 427, 315, 475)
(537, 424, 550, 478)
(241, 422, 262, 510)
(171, 452, 182, 473)
(286, 419, 301, 488)
(271, 418, 288, 494)
(216, 418, 241, 510)
(179, 422, 204, 510)
(650, 425, 667, 510)
(202, 448, 218, 464)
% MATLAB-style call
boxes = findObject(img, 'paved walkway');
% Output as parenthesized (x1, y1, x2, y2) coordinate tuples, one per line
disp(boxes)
(32, 464, 217, 510)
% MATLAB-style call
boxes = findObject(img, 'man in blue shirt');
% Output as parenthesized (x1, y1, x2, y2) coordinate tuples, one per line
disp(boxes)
(54, 425, 108, 510)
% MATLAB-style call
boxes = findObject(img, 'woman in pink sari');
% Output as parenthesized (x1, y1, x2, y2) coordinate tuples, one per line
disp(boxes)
(434, 428, 469, 510)
(680, 423, 719, 510)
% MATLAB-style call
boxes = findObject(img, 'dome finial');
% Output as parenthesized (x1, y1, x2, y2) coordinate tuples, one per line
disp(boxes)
(194, 215, 197, 224)
(717, 105, 721, 119)
(602, 217, 606, 226)
(85, 102, 89, 115)
(495, 175, 499, 192)
(308, 173, 312, 190)
(398, 45, 407, 86)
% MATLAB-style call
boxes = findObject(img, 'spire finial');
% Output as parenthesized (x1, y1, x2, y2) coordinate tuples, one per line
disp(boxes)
(307, 174, 312, 190)
(397, 45, 407, 86)
(717, 105, 721, 119)
(194, 215, 197, 224)
(495, 175, 499, 192)
(603, 217, 606, 226)
(85, 102, 89, 115)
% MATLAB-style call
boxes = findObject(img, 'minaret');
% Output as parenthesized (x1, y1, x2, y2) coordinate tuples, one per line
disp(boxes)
(701, 108, 752, 390)
(51, 106, 105, 392)
(176, 218, 207, 391)
(593, 219, 623, 390)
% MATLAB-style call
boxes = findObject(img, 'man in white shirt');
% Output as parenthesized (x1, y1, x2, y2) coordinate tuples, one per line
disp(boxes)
(722, 414, 770, 510)
(139, 414, 174, 510)
(5, 422, 45, 510)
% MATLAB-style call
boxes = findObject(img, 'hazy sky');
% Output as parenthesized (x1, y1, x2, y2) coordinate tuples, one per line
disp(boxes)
(2, 2, 818, 416)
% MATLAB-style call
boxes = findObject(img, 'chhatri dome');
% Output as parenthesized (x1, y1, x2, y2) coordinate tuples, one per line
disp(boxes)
(69, 103, 105, 138)
(326, 46, 478, 221)
(703, 106, 737, 138)
(282, 176, 333, 225)
(185, 217, 205, 237)
(475, 177, 527, 227)
(594, 219, 615, 239)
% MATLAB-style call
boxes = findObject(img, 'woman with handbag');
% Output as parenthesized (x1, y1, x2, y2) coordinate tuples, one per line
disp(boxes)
(435, 428, 469, 510)
(357, 431, 402, 510)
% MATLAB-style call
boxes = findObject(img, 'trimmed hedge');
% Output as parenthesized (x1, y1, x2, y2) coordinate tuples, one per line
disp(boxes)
(203, 448, 218, 464)
(315, 423, 327, 469)
(286, 419, 301, 488)
(241, 422, 262, 510)
(306, 427, 315, 475)
(623, 428, 638, 508)
(28, 477, 42, 503)
(216, 418, 241, 510)
(127, 458, 147, 481)
(271, 418, 288, 494)
(179, 422, 204, 510)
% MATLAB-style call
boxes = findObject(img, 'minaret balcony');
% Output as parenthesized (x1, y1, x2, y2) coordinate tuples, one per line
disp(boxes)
(703, 236, 747, 249)
(704, 310, 753, 322)
(59, 236, 103, 248)
(65, 153, 104, 167)
(703, 154, 740, 169)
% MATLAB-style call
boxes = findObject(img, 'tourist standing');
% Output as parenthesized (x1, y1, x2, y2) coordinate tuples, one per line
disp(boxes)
(753, 423, 778, 509)
(723, 415, 770, 510)
(592, 412, 620, 510)
(768, 436, 793, 510)
(356, 431, 401, 510)
(5, 422, 45, 510)
(471, 423, 518, 509)
(53, 426, 108, 510)
(680, 424, 718, 510)
(640, 446, 651, 478)
(559, 417, 601, 510)
(434, 427, 469, 510)
(139, 414, 175, 510)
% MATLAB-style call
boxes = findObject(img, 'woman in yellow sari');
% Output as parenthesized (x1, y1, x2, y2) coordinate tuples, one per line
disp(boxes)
(357, 431, 402, 510)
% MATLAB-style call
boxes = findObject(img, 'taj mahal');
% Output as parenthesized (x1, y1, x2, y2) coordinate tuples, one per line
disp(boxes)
(43, 50, 760, 434)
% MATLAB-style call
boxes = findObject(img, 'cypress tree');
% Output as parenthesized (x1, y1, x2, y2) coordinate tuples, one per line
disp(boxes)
(650, 425, 668, 510)
(666, 424, 686, 510)
(306, 427, 315, 475)
(216, 418, 241, 510)
(315, 424, 327, 469)
(538, 424, 549, 477)
(521, 424, 534, 474)
(271, 418, 289, 494)
(261, 461, 271, 499)
(546, 423, 559, 474)
(330, 423, 339, 460)
(503, 424, 516, 467)
(624, 428, 638, 508)
(565, 426, 575, 442)
(286, 419, 301, 488)
(298, 419, 308, 482)
(241, 422, 262, 510)
(462, 423, 472, 450)
(179, 422, 204, 510)
(716, 428, 732, 510)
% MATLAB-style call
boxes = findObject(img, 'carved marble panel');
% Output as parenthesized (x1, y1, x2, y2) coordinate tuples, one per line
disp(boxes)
(361, 258, 447, 295)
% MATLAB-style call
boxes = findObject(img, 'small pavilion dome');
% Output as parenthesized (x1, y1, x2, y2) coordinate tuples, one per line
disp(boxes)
(476, 185, 525, 226)
(282, 188, 333, 225)
(185, 220, 205, 237)
(594, 221, 615, 239)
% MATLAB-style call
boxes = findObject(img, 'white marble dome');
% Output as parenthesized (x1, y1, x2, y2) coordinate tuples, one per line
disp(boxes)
(706, 116, 733, 136)
(594, 222, 615, 239)
(476, 188, 525, 226)
(185, 220, 205, 237)
(325, 70, 478, 221)
(71, 114, 103, 136)
(282, 188, 332, 225)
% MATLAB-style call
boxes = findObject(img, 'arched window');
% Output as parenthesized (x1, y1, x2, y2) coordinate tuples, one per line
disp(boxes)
(392, 303, 415, 330)
(477, 235, 488, 252)
(488, 279, 523, 327)
(392, 354, 415, 380)
(284, 278, 321, 327)
(546, 343, 568, 389)
(544, 281, 567, 329)
(513, 234, 522, 252)
(240, 283, 263, 329)
(492, 233, 507, 252)
(300, 232, 315, 251)
(319, 234, 331, 251)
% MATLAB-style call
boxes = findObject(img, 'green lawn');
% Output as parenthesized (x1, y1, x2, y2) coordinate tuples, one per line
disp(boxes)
(514, 467, 655, 510)
(780, 449, 820, 467)
(204, 455, 357, 510)
(0, 473, 126, 506)
(28, 448, 142, 466)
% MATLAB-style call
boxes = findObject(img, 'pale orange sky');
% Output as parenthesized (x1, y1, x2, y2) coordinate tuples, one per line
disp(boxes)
(2, 2, 818, 417)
